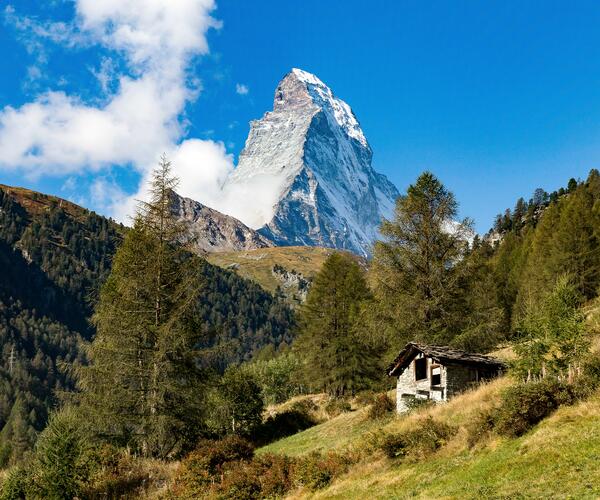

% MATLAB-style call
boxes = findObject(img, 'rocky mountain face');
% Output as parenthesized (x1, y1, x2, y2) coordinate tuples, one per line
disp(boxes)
(171, 192, 272, 253)
(223, 68, 399, 257)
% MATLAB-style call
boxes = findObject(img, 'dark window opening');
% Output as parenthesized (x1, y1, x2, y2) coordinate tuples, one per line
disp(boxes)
(431, 365, 441, 386)
(415, 358, 427, 380)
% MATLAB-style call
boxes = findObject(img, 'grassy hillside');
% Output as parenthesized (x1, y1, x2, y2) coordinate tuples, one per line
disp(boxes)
(206, 246, 339, 304)
(256, 378, 600, 499)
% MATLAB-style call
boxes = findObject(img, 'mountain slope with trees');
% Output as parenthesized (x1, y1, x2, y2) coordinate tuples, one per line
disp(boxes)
(0, 183, 295, 465)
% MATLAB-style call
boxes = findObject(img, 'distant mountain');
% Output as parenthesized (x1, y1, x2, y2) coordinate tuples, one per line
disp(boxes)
(171, 191, 272, 253)
(222, 68, 399, 257)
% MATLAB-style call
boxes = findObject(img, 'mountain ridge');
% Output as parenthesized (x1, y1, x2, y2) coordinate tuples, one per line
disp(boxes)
(222, 68, 399, 257)
(171, 191, 273, 253)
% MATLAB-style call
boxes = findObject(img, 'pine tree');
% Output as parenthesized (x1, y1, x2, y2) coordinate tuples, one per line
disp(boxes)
(294, 252, 379, 397)
(370, 171, 473, 345)
(78, 156, 207, 458)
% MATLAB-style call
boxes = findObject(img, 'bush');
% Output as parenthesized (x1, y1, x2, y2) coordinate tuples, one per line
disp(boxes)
(494, 378, 577, 437)
(176, 439, 355, 497)
(574, 352, 600, 397)
(324, 398, 351, 417)
(253, 408, 317, 445)
(354, 390, 376, 406)
(175, 436, 254, 497)
(83, 445, 163, 499)
(290, 398, 318, 415)
(403, 396, 434, 413)
(217, 465, 262, 500)
(294, 451, 354, 491)
(254, 454, 296, 497)
(379, 417, 456, 460)
(465, 409, 497, 448)
(218, 453, 296, 499)
(367, 393, 394, 420)
(0, 466, 30, 500)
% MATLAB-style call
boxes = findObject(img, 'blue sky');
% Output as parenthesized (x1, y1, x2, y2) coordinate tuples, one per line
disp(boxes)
(2, 1, 600, 232)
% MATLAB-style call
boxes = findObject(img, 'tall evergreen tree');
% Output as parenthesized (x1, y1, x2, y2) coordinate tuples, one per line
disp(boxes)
(370, 172, 473, 345)
(294, 253, 379, 397)
(78, 156, 207, 458)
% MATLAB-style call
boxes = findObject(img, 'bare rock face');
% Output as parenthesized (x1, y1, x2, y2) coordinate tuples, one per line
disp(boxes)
(223, 68, 399, 257)
(171, 192, 272, 253)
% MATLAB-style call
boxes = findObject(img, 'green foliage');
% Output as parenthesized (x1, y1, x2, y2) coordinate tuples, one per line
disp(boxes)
(195, 262, 296, 369)
(241, 351, 303, 405)
(175, 436, 254, 497)
(367, 393, 394, 420)
(514, 276, 589, 379)
(294, 451, 353, 491)
(493, 379, 578, 437)
(78, 159, 209, 458)
(295, 252, 381, 396)
(324, 398, 352, 417)
(450, 239, 507, 352)
(0, 183, 295, 462)
(370, 172, 474, 346)
(28, 408, 93, 499)
(378, 417, 457, 460)
(492, 170, 600, 329)
(403, 396, 435, 414)
(0, 186, 115, 463)
(206, 367, 264, 437)
(0, 466, 29, 500)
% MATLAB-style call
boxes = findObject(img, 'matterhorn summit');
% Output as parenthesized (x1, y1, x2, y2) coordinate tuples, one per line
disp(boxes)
(222, 68, 399, 257)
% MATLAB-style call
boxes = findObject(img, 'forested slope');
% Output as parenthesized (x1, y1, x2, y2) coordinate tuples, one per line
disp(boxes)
(0, 185, 295, 465)
(487, 169, 600, 329)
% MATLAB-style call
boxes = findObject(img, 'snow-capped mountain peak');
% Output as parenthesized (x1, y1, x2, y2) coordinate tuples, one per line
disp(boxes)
(222, 68, 399, 257)
(287, 68, 368, 147)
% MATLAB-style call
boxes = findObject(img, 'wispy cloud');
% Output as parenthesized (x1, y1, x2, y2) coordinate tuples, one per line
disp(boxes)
(235, 83, 249, 95)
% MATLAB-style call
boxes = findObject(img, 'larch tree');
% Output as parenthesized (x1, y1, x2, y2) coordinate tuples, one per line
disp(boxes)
(515, 275, 589, 381)
(370, 171, 473, 346)
(78, 156, 207, 458)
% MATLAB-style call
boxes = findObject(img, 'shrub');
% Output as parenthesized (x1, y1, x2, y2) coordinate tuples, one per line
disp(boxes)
(494, 378, 576, 437)
(379, 417, 456, 460)
(367, 393, 394, 420)
(465, 409, 497, 448)
(218, 453, 296, 499)
(354, 390, 376, 406)
(290, 398, 318, 415)
(403, 396, 434, 413)
(83, 445, 162, 499)
(217, 465, 262, 500)
(573, 352, 600, 398)
(254, 453, 296, 497)
(294, 451, 354, 491)
(324, 398, 351, 417)
(175, 436, 254, 497)
(0, 466, 30, 500)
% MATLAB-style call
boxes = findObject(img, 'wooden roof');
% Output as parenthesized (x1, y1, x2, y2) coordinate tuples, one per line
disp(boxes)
(388, 342, 506, 377)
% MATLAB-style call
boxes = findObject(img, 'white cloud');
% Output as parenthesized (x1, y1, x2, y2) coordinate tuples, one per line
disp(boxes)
(0, 1, 237, 222)
(235, 83, 249, 95)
